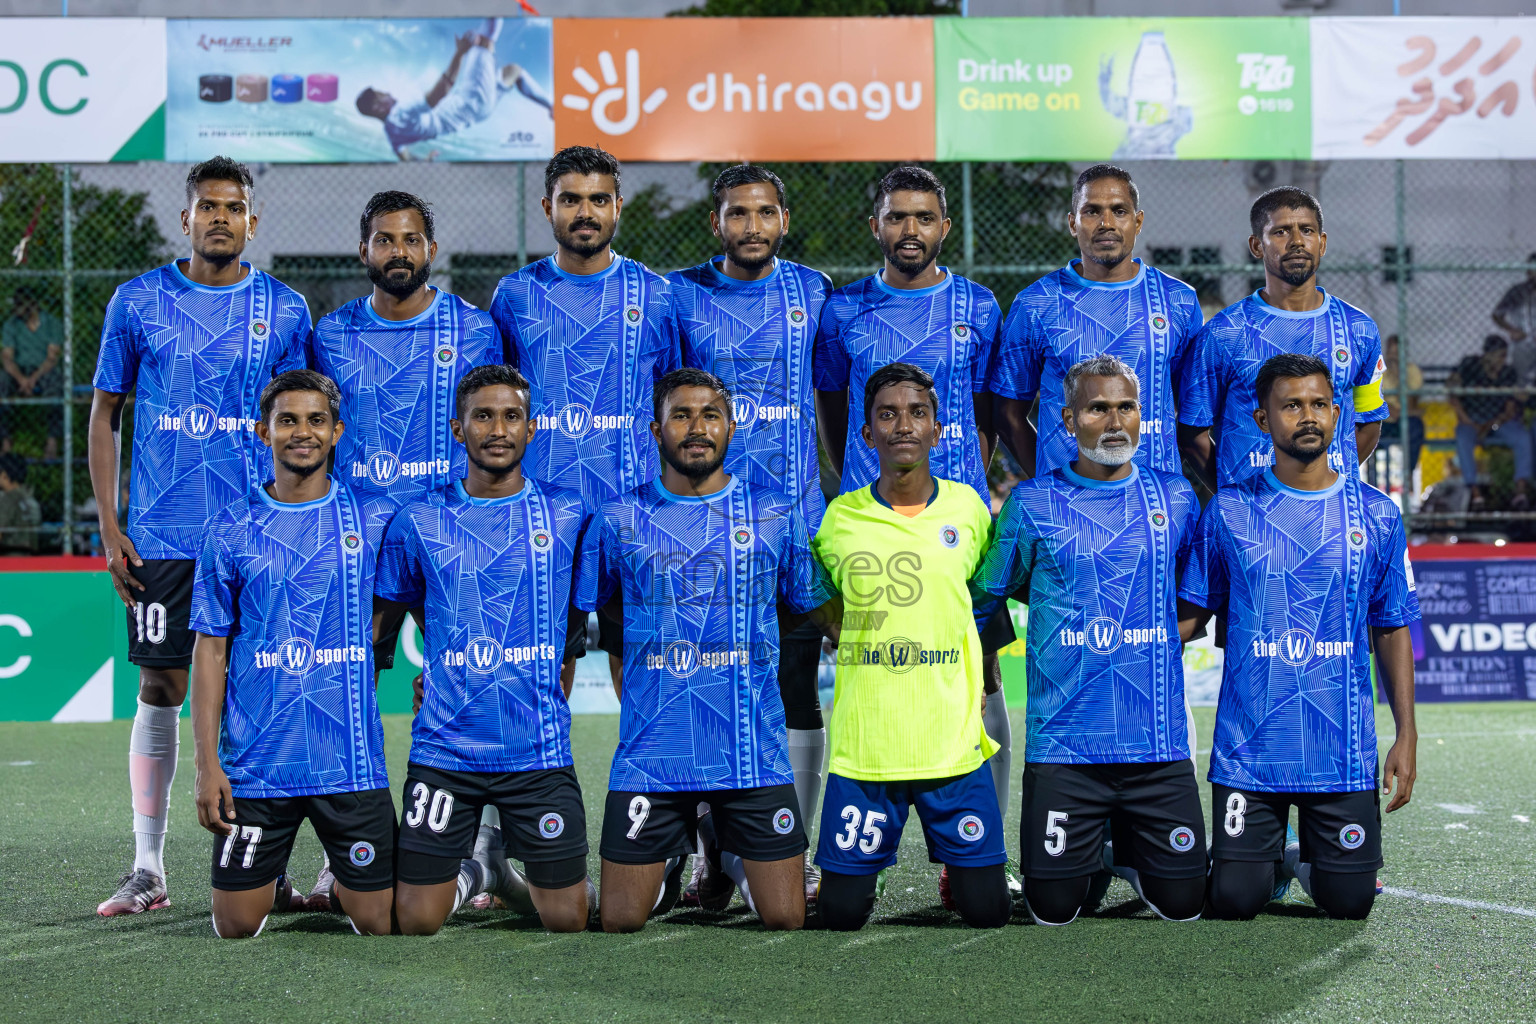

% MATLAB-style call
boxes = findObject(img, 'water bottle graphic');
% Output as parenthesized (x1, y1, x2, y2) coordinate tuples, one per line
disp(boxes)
(1099, 31, 1193, 159)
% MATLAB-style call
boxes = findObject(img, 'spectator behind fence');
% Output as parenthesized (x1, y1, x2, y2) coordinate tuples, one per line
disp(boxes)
(0, 453, 41, 554)
(1, 288, 64, 459)
(1378, 334, 1424, 478)
(1492, 252, 1536, 382)
(1448, 335, 1531, 512)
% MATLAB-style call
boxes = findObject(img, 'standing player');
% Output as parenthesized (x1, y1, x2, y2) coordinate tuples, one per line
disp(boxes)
(595, 369, 837, 934)
(1177, 186, 1387, 492)
(90, 157, 311, 917)
(668, 164, 831, 898)
(380, 365, 598, 935)
(973, 356, 1206, 926)
(813, 166, 1015, 855)
(811, 363, 1011, 931)
(1179, 354, 1419, 920)
(992, 165, 1200, 480)
(492, 146, 679, 691)
(190, 371, 396, 938)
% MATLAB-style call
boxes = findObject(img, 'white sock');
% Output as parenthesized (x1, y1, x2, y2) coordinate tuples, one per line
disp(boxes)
(1281, 842, 1314, 899)
(452, 858, 488, 915)
(720, 851, 756, 914)
(479, 805, 502, 831)
(787, 727, 826, 829)
(129, 699, 180, 878)
(982, 696, 1012, 822)
(652, 856, 680, 911)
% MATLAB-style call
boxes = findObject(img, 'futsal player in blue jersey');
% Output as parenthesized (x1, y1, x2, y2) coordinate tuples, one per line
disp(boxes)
(595, 369, 838, 934)
(380, 365, 600, 935)
(492, 146, 680, 692)
(190, 371, 396, 938)
(973, 355, 1206, 925)
(89, 157, 311, 917)
(1179, 354, 1419, 921)
(1177, 187, 1387, 492)
(814, 165, 1015, 874)
(668, 164, 832, 901)
(992, 165, 1201, 479)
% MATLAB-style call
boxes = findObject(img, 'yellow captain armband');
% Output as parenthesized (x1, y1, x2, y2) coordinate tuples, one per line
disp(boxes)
(1353, 353, 1387, 414)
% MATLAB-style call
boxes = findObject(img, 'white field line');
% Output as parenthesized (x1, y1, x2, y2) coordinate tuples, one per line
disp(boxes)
(1382, 886, 1536, 918)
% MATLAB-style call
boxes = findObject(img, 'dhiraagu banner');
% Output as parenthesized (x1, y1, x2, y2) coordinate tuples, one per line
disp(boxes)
(934, 17, 1310, 161)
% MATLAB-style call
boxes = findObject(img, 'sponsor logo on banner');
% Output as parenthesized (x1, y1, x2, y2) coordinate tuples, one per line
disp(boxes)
(554, 18, 935, 160)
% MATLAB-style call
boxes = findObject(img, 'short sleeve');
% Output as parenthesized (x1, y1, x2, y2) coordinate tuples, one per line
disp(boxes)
(570, 509, 602, 613)
(189, 521, 238, 637)
(1351, 317, 1388, 422)
(1170, 478, 1201, 582)
(1177, 498, 1229, 610)
(1368, 508, 1422, 628)
(273, 290, 312, 376)
(489, 279, 522, 368)
(971, 289, 1002, 394)
(813, 300, 850, 391)
(1168, 280, 1204, 377)
(466, 309, 502, 368)
(595, 507, 623, 609)
(989, 298, 1044, 402)
(373, 511, 425, 606)
(651, 286, 682, 379)
(93, 287, 140, 394)
(1176, 319, 1223, 429)
(778, 505, 837, 615)
(970, 490, 1035, 601)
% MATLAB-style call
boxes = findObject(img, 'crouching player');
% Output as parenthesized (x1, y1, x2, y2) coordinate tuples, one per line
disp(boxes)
(811, 363, 1012, 931)
(190, 371, 396, 938)
(973, 355, 1206, 925)
(379, 365, 599, 934)
(1179, 354, 1419, 920)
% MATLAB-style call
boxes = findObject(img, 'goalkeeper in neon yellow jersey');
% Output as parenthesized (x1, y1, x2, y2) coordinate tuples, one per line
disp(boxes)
(810, 362, 1011, 931)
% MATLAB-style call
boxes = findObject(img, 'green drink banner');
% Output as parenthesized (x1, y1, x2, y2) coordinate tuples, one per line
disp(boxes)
(934, 17, 1310, 161)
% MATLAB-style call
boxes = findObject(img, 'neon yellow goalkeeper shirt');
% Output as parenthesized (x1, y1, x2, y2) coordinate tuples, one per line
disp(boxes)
(813, 478, 999, 782)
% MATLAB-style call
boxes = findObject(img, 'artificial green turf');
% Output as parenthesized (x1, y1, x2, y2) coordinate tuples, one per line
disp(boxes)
(2, 704, 1533, 1024)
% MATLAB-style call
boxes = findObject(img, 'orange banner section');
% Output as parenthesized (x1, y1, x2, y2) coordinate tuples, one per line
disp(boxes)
(553, 18, 934, 161)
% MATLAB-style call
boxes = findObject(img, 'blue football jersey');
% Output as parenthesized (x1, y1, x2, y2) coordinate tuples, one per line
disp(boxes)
(670, 257, 831, 533)
(972, 464, 1199, 764)
(492, 255, 680, 511)
(309, 289, 500, 502)
(597, 477, 836, 793)
(991, 260, 1201, 476)
(190, 479, 391, 799)
(375, 480, 600, 774)
(813, 271, 999, 505)
(94, 261, 311, 559)
(1179, 471, 1420, 793)
(1178, 289, 1388, 488)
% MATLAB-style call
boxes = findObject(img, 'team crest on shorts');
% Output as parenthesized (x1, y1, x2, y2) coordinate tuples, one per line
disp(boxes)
(1168, 826, 1196, 852)
(625, 307, 642, 325)
(250, 321, 269, 340)
(1151, 315, 1167, 332)
(952, 323, 971, 342)
(787, 307, 807, 326)
(1149, 509, 1168, 530)
(1334, 345, 1351, 366)
(731, 525, 754, 550)
(958, 815, 985, 842)
(1347, 527, 1367, 551)
(341, 532, 362, 553)
(539, 812, 565, 839)
(1339, 823, 1366, 850)
(773, 808, 796, 835)
(531, 530, 552, 552)
(940, 524, 959, 548)
(436, 345, 455, 364)
(349, 841, 376, 867)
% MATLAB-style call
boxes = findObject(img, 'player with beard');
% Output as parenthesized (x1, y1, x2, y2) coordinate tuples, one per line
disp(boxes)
(1179, 354, 1419, 920)
(595, 369, 838, 933)
(814, 166, 1015, 900)
(993, 165, 1200, 480)
(190, 370, 398, 938)
(1178, 187, 1387, 492)
(667, 164, 832, 904)
(492, 146, 680, 697)
(972, 356, 1205, 926)
(91, 157, 311, 917)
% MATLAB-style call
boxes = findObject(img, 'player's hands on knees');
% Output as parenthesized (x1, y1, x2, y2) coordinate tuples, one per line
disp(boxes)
(103, 528, 145, 609)
(196, 764, 237, 835)
(1382, 734, 1417, 812)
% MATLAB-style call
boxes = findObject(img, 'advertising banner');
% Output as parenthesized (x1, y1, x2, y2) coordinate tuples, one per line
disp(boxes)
(934, 17, 1310, 161)
(0, 18, 165, 162)
(165, 18, 554, 163)
(552, 18, 934, 161)
(1311, 17, 1536, 160)
(1411, 558, 1536, 701)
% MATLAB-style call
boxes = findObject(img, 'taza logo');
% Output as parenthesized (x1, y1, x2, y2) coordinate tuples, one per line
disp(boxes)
(465, 637, 503, 675)
(560, 49, 668, 136)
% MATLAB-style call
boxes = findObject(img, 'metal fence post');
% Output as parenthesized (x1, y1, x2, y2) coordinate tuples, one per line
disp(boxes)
(60, 164, 75, 555)
(961, 161, 974, 278)
(517, 162, 527, 270)
(1394, 159, 1411, 528)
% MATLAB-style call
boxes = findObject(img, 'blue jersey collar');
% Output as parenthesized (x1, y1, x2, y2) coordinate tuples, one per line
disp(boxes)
(547, 252, 622, 284)
(653, 475, 739, 504)
(365, 286, 442, 327)
(1263, 468, 1345, 500)
(454, 478, 529, 506)
(874, 268, 952, 299)
(170, 259, 255, 294)
(1250, 287, 1331, 320)
(1063, 462, 1140, 490)
(709, 256, 780, 288)
(1066, 258, 1145, 291)
(257, 476, 338, 511)
(870, 478, 939, 509)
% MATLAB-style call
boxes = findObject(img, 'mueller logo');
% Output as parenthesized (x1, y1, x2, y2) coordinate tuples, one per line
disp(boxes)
(1429, 621, 1536, 652)
(196, 34, 294, 53)
(464, 637, 504, 675)
(561, 49, 668, 136)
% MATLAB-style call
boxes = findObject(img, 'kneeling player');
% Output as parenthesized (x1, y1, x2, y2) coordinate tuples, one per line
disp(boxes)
(812, 363, 1012, 931)
(595, 369, 837, 933)
(190, 371, 396, 938)
(973, 356, 1206, 925)
(1179, 354, 1419, 920)
(378, 365, 598, 934)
